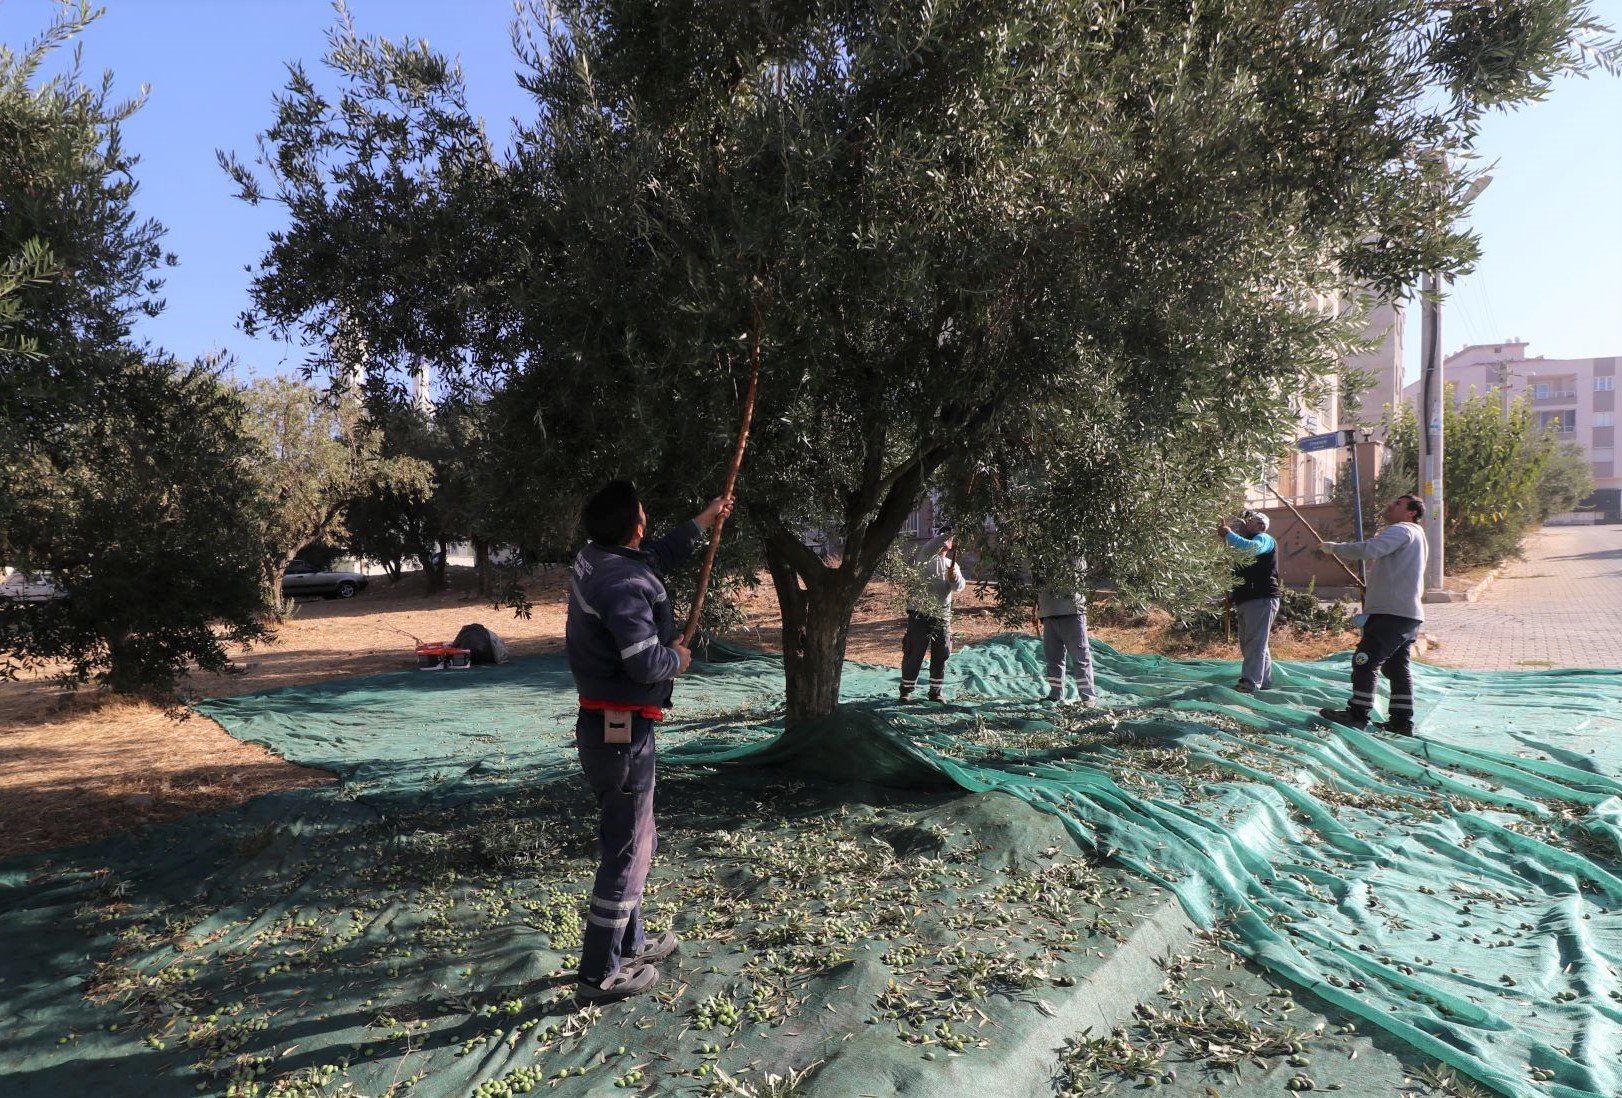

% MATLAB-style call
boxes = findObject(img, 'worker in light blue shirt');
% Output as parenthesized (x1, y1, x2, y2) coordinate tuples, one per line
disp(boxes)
(1218, 510, 1281, 693)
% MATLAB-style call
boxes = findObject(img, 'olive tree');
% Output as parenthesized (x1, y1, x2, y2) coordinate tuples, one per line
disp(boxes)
(238, 377, 433, 603)
(3, 357, 274, 695)
(1, 5, 277, 697)
(1382, 389, 1592, 566)
(232, 0, 1614, 722)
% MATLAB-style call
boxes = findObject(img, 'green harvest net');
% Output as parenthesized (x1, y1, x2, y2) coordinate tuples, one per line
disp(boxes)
(2, 636, 1619, 1098)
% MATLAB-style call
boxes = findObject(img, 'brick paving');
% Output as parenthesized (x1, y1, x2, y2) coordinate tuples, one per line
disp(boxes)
(1420, 524, 1622, 671)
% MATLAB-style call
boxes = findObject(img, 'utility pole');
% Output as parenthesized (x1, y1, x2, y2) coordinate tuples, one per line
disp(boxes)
(1420, 271, 1445, 596)
(1417, 171, 1491, 601)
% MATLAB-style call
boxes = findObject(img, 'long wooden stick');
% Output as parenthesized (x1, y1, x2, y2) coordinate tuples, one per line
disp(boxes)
(682, 303, 762, 646)
(1263, 483, 1366, 591)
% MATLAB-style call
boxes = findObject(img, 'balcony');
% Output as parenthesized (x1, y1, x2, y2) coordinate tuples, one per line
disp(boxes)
(1530, 388, 1577, 405)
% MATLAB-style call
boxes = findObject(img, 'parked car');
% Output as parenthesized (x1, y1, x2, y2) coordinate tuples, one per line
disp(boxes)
(281, 561, 368, 600)
(0, 571, 65, 603)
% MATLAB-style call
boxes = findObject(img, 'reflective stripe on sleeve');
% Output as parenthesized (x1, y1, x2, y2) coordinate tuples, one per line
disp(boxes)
(619, 636, 660, 659)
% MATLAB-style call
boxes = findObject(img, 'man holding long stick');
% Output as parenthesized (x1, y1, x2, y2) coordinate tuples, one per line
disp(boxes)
(566, 481, 733, 1005)
(899, 529, 967, 703)
(1313, 494, 1429, 737)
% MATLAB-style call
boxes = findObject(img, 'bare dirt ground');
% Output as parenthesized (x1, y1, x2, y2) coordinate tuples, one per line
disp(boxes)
(0, 566, 1355, 859)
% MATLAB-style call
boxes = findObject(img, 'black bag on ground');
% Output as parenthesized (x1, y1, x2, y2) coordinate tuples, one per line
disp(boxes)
(452, 623, 509, 665)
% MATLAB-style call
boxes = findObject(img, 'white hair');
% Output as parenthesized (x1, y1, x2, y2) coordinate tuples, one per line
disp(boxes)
(1248, 511, 1270, 531)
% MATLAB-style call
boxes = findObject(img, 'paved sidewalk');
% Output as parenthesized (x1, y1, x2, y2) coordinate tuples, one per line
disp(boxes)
(1420, 523, 1622, 670)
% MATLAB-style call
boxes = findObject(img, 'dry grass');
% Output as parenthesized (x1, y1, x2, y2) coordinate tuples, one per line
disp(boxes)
(0, 566, 574, 859)
(0, 565, 1356, 860)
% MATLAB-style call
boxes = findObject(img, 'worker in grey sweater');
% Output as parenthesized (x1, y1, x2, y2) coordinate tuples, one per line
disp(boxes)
(1313, 494, 1429, 735)
(1037, 563, 1096, 704)
(899, 530, 967, 702)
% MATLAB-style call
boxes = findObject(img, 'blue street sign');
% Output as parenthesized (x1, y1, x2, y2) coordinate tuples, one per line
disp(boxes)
(1296, 430, 1347, 453)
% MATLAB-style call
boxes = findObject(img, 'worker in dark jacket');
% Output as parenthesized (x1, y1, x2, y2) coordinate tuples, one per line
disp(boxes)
(566, 480, 733, 1005)
(1219, 510, 1281, 693)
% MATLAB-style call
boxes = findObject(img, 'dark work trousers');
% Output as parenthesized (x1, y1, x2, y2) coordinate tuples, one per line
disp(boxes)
(900, 610, 952, 697)
(1347, 614, 1422, 722)
(575, 710, 657, 984)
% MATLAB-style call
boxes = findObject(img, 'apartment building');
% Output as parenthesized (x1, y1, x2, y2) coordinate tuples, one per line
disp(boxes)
(1341, 297, 1407, 435)
(1255, 292, 1403, 507)
(1402, 340, 1620, 503)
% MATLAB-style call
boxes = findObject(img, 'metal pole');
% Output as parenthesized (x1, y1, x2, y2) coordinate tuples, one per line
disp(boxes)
(1345, 430, 1367, 600)
(1420, 271, 1445, 594)
(1346, 430, 1366, 542)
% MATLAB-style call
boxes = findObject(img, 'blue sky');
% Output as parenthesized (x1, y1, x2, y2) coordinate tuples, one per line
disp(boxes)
(3, 0, 1619, 382)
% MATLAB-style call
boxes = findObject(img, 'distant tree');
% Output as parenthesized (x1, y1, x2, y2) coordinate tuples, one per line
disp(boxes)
(1384, 390, 1553, 566)
(1534, 439, 1594, 521)
(231, 1, 1614, 722)
(343, 399, 461, 592)
(2, 357, 273, 695)
(0, 5, 272, 698)
(341, 492, 414, 582)
(427, 394, 508, 595)
(238, 377, 433, 604)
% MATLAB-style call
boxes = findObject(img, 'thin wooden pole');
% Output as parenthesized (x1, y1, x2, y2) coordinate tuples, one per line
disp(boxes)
(682, 303, 762, 646)
(1264, 483, 1366, 591)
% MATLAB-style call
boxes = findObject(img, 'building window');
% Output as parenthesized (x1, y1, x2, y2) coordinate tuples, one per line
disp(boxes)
(1597, 376, 1616, 392)
(1538, 411, 1576, 434)
(1532, 383, 1551, 399)
(1592, 448, 1614, 463)
(1596, 412, 1615, 428)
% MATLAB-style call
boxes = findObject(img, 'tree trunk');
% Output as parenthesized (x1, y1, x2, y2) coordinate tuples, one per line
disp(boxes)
(765, 537, 870, 725)
(264, 549, 304, 617)
(759, 441, 945, 726)
(105, 626, 144, 695)
(473, 537, 492, 597)
(417, 542, 448, 593)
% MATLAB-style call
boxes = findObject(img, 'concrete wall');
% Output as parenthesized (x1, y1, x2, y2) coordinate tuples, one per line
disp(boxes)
(1260, 503, 1363, 590)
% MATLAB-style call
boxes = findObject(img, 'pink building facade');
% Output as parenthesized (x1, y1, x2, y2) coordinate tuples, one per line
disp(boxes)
(1403, 340, 1620, 501)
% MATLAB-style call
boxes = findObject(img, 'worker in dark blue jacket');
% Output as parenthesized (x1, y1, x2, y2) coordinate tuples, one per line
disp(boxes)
(566, 479, 733, 1005)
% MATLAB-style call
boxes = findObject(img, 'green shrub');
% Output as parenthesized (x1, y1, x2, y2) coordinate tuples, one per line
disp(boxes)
(1275, 585, 1357, 635)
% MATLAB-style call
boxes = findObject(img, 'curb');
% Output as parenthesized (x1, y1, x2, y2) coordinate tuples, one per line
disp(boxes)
(1422, 563, 1503, 605)
(1417, 567, 1503, 652)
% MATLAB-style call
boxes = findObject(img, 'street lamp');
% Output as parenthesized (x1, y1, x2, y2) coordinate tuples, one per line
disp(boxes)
(1418, 170, 1492, 599)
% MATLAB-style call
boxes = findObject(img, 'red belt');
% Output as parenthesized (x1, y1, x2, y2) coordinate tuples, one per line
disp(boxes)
(579, 697, 665, 721)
